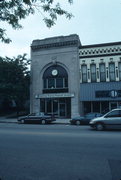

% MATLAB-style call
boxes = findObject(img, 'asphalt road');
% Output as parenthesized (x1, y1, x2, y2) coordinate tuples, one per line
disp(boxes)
(0, 123, 121, 180)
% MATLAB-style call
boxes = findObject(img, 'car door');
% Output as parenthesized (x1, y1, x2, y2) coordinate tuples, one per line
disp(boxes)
(103, 110, 121, 129)
(27, 113, 37, 121)
(85, 113, 95, 124)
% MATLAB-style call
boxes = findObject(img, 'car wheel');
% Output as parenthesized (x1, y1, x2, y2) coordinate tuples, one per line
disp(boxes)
(96, 123, 104, 131)
(75, 120, 80, 125)
(41, 119, 46, 125)
(21, 119, 25, 124)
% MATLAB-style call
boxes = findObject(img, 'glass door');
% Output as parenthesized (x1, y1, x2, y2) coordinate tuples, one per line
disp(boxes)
(53, 99, 59, 116)
(41, 98, 68, 117)
(59, 103, 66, 117)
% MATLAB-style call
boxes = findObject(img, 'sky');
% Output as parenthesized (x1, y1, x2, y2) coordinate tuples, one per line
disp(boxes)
(1, 0, 121, 58)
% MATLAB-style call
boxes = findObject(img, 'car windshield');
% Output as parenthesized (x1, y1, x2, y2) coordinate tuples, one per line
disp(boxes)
(85, 113, 102, 119)
(29, 113, 36, 116)
(105, 110, 121, 118)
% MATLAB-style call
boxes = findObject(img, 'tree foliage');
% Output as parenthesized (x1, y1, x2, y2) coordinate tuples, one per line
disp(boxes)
(0, 54, 30, 112)
(0, 0, 73, 43)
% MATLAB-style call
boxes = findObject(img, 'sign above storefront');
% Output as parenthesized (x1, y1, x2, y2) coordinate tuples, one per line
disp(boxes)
(35, 93, 75, 99)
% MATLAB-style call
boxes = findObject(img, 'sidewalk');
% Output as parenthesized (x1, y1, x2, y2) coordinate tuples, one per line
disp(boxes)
(0, 116, 70, 124)
(0, 116, 17, 123)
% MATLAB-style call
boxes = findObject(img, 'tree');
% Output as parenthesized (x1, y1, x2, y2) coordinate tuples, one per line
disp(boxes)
(0, 54, 30, 113)
(0, 0, 73, 43)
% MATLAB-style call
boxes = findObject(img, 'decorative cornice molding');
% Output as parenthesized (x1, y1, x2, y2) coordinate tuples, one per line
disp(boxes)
(31, 40, 79, 51)
(79, 46, 121, 58)
(80, 41, 121, 48)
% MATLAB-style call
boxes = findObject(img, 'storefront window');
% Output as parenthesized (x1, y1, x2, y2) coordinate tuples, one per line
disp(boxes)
(40, 98, 71, 118)
(83, 102, 91, 114)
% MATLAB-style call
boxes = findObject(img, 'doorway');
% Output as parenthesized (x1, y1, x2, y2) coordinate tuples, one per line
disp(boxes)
(109, 102, 118, 110)
(40, 98, 71, 118)
(59, 103, 66, 117)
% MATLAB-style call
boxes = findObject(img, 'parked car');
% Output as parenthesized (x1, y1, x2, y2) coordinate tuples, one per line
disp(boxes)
(18, 112, 56, 124)
(70, 112, 102, 125)
(89, 108, 121, 131)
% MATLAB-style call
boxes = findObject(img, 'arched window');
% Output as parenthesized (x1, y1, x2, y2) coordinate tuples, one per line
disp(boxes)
(43, 65, 68, 93)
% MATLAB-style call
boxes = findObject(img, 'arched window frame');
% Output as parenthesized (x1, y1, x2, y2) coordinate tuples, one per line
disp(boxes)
(43, 65, 68, 93)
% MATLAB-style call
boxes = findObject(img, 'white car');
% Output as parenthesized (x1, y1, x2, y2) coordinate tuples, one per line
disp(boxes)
(89, 108, 121, 131)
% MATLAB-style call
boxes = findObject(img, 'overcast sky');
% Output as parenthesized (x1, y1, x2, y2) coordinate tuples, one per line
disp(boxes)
(1, 0, 121, 58)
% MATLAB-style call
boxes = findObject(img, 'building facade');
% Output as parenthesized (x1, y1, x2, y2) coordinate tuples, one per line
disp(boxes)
(30, 34, 121, 118)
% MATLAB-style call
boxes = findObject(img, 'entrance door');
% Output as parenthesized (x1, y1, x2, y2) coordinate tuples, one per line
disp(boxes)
(40, 98, 70, 118)
(53, 99, 59, 116)
(59, 103, 66, 117)
(46, 99, 59, 117)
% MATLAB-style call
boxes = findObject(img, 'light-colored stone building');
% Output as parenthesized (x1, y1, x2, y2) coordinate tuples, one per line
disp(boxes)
(30, 34, 81, 118)
(30, 34, 121, 118)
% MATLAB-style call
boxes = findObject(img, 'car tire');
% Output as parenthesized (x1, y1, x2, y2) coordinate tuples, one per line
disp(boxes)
(96, 123, 104, 131)
(75, 120, 80, 125)
(21, 119, 25, 124)
(41, 119, 46, 125)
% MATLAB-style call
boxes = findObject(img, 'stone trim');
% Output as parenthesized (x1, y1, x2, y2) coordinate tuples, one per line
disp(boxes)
(79, 46, 121, 58)
(31, 40, 79, 51)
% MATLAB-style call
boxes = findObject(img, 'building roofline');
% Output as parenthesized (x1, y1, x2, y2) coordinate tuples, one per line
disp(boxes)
(80, 41, 121, 49)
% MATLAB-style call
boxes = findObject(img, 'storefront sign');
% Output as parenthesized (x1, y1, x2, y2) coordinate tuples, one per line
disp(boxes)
(110, 90, 118, 98)
(35, 93, 74, 99)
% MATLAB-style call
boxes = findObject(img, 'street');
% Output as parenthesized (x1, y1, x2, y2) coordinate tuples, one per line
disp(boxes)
(0, 122, 121, 180)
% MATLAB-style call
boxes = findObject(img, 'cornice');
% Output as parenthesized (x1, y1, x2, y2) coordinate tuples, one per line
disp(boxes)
(80, 41, 121, 48)
(79, 45, 121, 58)
(31, 40, 79, 51)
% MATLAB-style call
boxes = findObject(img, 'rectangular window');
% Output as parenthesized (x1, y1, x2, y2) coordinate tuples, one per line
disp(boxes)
(81, 65, 87, 83)
(90, 64, 96, 82)
(109, 63, 115, 81)
(56, 78, 63, 88)
(48, 78, 55, 88)
(64, 78, 68, 87)
(43, 79, 47, 89)
(47, 99, 52, 113)
(119, 62, 121, 81)
(99, 63, 106, 82)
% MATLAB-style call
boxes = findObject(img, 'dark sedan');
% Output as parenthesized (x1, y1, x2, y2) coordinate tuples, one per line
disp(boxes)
(70, 112, 102, 125)
(18, 113, 56, 124)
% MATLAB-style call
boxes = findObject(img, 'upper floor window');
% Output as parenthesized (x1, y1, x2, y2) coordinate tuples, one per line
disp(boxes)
(81, 65, 87, 83)
(90, 64, 96, 82)
(43, 65, 68, 93)
(99, 63, 106, 82)
(109, 63, 115, 81)
(118, 62, 121, 81)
